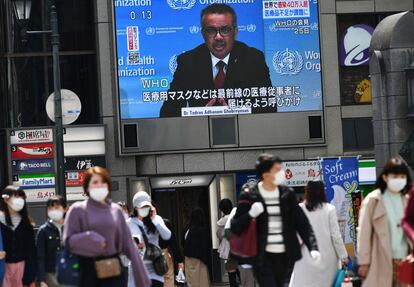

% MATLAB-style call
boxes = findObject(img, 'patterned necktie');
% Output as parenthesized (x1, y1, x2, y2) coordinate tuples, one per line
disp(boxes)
(214, 61, 226, 89)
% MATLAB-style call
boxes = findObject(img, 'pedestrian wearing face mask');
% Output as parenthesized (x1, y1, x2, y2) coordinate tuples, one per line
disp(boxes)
(289, 181, 348, 287)
(127, 191, 172, 287)
(159, 218, 184, 287)
(0, 186, 36, 287)
(36, 196, 67, 287)
(63, 167, 151, 287)
(184, 208, 211, 287)
(231, 154, 319, 287)
(357, 158, 411, 287)
(217, 199, 239, 287)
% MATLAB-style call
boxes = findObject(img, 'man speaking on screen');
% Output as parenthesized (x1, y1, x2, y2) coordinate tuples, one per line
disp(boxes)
(160, 4, 273, 118)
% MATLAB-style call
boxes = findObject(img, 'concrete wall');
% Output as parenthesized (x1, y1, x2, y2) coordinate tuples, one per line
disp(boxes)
(369, 11, 414, 171)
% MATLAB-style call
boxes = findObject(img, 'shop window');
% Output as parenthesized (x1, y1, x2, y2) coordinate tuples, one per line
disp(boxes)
(342, 118, 374, 151)
(337, 14, 391, 106)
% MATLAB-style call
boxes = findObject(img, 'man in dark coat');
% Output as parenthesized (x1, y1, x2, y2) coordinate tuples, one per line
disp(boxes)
(231, 154, 320, 287)
(160, 4, 273, 117)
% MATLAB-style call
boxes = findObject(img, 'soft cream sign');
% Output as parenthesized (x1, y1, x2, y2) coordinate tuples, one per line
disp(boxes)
(322, 157, 359, 244)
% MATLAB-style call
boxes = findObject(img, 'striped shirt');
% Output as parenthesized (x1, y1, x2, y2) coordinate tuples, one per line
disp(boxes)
(258, 182, 285, 253)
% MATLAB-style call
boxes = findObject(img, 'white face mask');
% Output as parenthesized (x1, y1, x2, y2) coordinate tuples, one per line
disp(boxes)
(387, 178, 407, 193)
(273, 170, 286, 186)
(48, 210, 64, 221)
(89, 187, 109, 202)
(9, 197, 25, 212)
(138, 207, 151, 218)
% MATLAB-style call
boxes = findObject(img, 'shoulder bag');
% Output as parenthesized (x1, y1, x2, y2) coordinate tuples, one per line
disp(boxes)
(138, 224, 168, 276)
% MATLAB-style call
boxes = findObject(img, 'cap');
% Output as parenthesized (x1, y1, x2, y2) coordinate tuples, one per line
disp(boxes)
(132, 191, 152, 208)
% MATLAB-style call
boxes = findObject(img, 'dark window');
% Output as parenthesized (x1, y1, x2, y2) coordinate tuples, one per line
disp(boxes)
(342, 118, 374, 151)
(0, 0, 98, 128)
(309, 115, 322, 139)
(211, 117, 238, 146)
(124, 124, 138, 148)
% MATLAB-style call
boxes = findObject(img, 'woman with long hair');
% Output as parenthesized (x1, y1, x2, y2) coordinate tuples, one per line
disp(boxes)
(217, 199, 239, 287)
(63, 166, 150, 287)
(184, 207, 210, 287)
(0, 186, 36, 287)
(159, 218, 184, 287)
(127, 191, 171, 287)
(358, 158, 411, 287)
(289, 180, 348, 287)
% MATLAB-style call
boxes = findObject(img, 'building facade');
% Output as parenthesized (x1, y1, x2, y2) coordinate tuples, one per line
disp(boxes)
(0, 0, 412, 282)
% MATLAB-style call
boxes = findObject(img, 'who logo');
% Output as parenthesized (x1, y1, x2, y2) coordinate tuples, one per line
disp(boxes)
(272, 48, 303, 75)
(169, 54, 178, 75)
(167, 0, 196, 10)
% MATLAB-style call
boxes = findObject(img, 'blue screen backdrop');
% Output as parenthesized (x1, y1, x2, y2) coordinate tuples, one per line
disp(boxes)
(114, 0, 323, 119)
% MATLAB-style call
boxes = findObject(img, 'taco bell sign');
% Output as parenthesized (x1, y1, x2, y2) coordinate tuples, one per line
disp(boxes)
(339, 24, 374, 66)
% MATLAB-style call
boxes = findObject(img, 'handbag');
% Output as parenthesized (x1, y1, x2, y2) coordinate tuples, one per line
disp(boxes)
(332, 268, 346, 287)
(56, 201, 91, 285)
(56, 246, 80, 285)
(85, 205, 122, 280)
(81, 203, 122, 280)
(397, 253, 414, 284)
(229, 206, 257, 258)
(138, 225, 169, 276)
(94, 256, 122, 279)
(175, 268, 186, 286)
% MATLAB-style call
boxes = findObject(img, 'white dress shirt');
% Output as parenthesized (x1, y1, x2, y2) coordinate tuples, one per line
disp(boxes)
(211, 53, 230, 79)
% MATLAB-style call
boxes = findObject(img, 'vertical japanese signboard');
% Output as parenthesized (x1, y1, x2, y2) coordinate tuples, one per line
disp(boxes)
(8, 126, 106, 202)
(322, 157, 359, 246)
(9, 128, 57, 202)
(63, 126, 106, 201)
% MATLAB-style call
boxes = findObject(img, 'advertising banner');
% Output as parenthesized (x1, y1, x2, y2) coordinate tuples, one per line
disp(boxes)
(11, 143, 54, 159)
(65, 171, 87, 187)
(7, 126, 106, 203)
(12, 159, 54, 174)
(64, 156, 106, 171)
(114, 0, 323, 119)
(322, 157, 359, 244)
(23, 188, 57, 202)
(235, 160, 322, 197)
(339, 24, 374, 67)
(13, 173, 55, 189)
(352, 191, 362, 229)
(284, 160, 322, 186)
(10, 129, 53, 144)
(66, 186, 88, 202)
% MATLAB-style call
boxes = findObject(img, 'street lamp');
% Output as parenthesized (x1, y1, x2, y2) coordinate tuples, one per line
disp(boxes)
(12, 0, 31, 21)
(11, 0, 66, 200)
(11, 0, 32, 41)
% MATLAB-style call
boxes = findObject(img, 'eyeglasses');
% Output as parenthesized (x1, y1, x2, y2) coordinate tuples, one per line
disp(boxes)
(202, 26, 234, 37)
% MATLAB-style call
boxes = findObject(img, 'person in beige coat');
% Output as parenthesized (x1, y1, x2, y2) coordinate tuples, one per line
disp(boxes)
(357, 158, 411, 287)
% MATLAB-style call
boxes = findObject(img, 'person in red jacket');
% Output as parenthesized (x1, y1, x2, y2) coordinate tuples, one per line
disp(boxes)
(402, 186, 414, 244)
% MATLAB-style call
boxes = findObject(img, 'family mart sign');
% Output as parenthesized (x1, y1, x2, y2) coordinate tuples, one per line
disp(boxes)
(358, 159, 376, 185)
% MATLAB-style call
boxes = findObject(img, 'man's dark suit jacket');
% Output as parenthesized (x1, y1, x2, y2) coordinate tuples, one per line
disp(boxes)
(159, 41, 273, 117)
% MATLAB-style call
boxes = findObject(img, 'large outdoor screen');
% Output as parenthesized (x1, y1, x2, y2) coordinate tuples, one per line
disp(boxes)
(114, 0, 323, 119)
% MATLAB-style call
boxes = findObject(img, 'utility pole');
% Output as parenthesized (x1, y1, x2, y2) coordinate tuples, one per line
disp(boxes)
(50, 5, 66, 200)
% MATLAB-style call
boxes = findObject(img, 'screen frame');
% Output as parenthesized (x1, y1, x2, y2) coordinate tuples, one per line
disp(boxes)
(110, 1, 327, 156)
